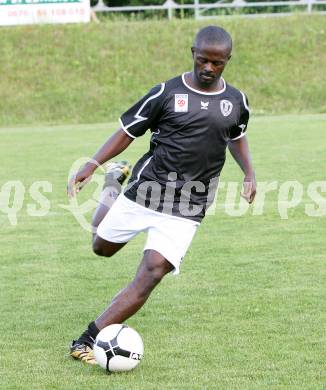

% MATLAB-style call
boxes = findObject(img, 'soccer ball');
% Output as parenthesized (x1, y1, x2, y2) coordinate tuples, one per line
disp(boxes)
(93, 324, 144, 372)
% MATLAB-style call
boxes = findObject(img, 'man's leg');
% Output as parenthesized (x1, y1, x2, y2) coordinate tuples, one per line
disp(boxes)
(70, 250, 173, 364)
(90, 162, 131, 258)
(70, 161, 131, 363)
(95, 249, 174, 328)
(92, 160, 132, 236)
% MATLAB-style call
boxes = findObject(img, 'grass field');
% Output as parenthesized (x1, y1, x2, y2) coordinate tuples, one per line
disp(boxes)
(0, 15, 325, 126)
(1, 114, 325, 389)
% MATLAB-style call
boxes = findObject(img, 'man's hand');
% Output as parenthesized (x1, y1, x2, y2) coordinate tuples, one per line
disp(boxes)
(241, 174, 256, 204)
(66, 128, 134, 199)
(67, 163, 97, 198)
(228, 136, 256, 204)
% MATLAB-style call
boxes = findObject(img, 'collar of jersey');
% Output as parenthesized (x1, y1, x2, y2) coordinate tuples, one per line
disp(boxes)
(182, 72, 226, 95)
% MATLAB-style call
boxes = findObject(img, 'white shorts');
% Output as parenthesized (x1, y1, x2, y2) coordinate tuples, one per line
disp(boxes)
(96, 194, 199, 275)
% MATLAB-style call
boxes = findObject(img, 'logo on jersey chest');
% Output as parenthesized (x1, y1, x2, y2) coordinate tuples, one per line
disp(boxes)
(220, 99, 233, 117)
(174, 94, 188, 112)
(201, 101, 209, 110)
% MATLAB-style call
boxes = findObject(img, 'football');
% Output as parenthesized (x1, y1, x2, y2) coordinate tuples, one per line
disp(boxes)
(93, 324, 144, 372)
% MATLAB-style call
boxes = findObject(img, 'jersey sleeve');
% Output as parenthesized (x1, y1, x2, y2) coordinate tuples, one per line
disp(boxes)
(228, 91, 250, 141)
(119, 83, 165, 139)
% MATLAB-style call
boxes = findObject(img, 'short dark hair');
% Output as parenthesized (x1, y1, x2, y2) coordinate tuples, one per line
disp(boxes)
(194, 26, 232, 51)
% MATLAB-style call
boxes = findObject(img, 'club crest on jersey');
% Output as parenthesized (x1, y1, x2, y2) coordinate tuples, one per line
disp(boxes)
(220, 100, 233, 117)
(174, 94, 188, 113)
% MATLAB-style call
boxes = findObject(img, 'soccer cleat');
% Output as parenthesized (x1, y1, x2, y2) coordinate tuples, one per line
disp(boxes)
(70, 340, 97, 365)
(103, 160, 132, 190)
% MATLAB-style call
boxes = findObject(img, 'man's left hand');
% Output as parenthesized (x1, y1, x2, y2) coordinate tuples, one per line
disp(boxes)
(241, 174, 256, 204)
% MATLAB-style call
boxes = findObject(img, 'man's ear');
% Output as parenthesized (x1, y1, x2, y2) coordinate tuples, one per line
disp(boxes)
(191, 47, 195, 59)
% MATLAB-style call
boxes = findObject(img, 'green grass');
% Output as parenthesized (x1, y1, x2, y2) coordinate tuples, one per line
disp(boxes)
(0, 15, 325, 127)
(1, 114, 326, 389)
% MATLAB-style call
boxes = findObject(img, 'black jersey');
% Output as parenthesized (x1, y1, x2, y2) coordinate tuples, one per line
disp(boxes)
(120, 73, 250, 223)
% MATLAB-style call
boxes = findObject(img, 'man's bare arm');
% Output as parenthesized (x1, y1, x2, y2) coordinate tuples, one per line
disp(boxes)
(228, 135, 256, 203)
(67, 128, 133, 197)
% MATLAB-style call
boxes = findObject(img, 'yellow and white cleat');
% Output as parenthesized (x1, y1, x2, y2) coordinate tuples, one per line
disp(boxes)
(70, 341, 97, 365)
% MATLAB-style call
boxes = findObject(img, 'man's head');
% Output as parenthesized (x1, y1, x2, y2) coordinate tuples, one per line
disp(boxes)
(191, 26, 232, 88)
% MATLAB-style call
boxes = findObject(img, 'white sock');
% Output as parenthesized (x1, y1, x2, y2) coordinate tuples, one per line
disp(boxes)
(98, 186, 120, 208)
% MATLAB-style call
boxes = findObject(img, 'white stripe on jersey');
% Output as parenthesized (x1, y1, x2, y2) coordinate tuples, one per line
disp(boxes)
(119, 118, 136, 139)
(121, 83, 165, 132)
(240, 91, 250, 113)
(230, 131, 247, 141)
(136, 156, 153, 182)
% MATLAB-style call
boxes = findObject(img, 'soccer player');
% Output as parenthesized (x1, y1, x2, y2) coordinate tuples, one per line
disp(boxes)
(68, 25, 256, 364)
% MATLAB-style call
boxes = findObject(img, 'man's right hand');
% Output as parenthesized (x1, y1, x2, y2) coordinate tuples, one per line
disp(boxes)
(66, 128, 134, 198)
(67, 163, 97, 198)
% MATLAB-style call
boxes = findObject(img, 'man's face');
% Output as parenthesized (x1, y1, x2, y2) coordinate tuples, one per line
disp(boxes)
(192, 42, 231, 87)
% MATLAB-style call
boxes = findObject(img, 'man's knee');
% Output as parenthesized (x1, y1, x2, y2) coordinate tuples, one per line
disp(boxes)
(92, 240, 113, 257)
(92, 236, 124, 257)
(145, 262, 167, 285)
(136, 250, 174, 293)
